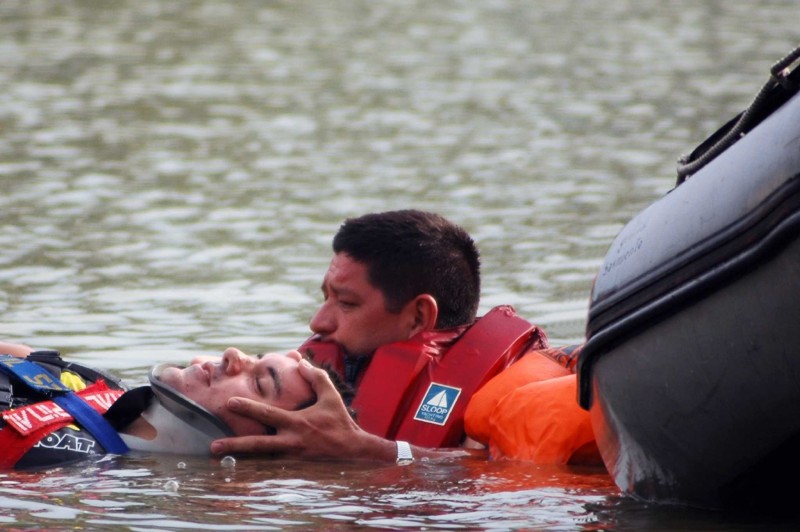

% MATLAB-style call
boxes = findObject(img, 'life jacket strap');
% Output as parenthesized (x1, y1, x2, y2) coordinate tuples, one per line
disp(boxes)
(50, 393, 128, 454)
(354, 305, 547, 446)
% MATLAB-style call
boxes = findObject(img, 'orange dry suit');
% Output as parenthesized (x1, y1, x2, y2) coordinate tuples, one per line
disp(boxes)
(299, 305, 548, 448)
(464, 344, 603, 466)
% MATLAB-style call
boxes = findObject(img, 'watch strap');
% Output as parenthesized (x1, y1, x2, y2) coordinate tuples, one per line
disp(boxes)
(396, 440, 414, 465)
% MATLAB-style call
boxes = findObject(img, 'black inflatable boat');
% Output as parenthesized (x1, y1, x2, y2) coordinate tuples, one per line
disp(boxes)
(577, 46, 800, 509)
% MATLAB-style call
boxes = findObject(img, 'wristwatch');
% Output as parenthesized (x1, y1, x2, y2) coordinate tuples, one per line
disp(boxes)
(395, 440, 415, 466)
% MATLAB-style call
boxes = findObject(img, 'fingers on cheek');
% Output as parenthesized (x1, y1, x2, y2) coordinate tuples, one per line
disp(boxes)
(227, 397, 272, 415)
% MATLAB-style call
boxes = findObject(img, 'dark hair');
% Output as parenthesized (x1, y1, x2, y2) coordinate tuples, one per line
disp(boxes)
(332, 210, 480, 328)
(297, 357, 357, 420)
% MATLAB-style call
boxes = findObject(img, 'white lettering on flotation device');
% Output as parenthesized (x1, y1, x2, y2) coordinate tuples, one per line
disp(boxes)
(84, 392, 121, 411)
(420, 404, 448, 415)
(4, 403, 72, 435)
(35, 432, 96, 454)
(4, 408, 33, 432)
(2, 389, 124, 436)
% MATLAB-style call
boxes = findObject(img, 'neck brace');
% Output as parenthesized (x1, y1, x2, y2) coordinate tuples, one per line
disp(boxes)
(120, 363, 235, 455)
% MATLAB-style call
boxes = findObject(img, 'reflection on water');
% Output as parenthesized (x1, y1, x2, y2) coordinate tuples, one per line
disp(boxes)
(1, 454, 617, 530)
(4, 453, 792, 530)
(1, 0, 798, 529)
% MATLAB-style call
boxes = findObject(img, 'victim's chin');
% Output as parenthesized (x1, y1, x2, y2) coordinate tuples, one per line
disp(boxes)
(156, 365, 188, 392)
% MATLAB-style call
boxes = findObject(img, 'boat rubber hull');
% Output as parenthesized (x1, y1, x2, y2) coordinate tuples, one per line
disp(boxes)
(578, 82, 800, 508)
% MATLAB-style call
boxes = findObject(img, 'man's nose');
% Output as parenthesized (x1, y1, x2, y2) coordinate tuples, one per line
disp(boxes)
(309, 301, 335, 335)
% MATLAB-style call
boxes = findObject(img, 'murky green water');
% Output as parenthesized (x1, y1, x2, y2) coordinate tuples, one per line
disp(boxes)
(1, 0, 798, 529)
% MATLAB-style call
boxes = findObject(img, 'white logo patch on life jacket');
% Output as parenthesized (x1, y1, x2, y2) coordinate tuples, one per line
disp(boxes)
(413, 383, 461, 426)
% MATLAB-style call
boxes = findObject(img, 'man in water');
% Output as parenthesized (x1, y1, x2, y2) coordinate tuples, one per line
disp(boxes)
(209, 210, 555, 464)
(0, 341, 321, 469)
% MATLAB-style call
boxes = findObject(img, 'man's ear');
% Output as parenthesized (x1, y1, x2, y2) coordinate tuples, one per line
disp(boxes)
(407, 294, 438, 337)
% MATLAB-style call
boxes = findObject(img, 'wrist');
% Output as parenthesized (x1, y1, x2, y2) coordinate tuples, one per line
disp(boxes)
(395, 440, 415, 465)
(352, 430, 399, 462)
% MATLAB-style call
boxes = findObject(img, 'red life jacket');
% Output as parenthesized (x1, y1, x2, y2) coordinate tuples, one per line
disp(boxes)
(0, 380, 125, 469)
(298, 305, 548, 448)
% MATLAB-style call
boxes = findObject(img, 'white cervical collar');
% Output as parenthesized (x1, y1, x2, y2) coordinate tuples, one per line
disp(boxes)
(120, 363, 235, 455)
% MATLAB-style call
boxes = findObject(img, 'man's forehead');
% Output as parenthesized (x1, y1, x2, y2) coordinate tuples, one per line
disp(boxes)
(325, 254, 370, 286)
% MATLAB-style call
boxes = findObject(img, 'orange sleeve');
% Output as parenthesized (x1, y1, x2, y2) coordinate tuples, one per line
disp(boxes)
(465, 351, 571, 444)
(486, 374, 601, 465)
(464, 350, 602, 466)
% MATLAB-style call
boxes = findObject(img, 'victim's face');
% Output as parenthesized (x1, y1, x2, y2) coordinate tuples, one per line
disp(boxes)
(158, 348, 314, 435)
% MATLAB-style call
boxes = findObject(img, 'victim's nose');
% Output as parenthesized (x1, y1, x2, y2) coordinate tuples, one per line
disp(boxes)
(221, 347, 248, 375)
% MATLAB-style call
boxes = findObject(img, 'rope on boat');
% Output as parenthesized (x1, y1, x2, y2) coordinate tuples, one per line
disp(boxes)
(676, 45, 800, 184)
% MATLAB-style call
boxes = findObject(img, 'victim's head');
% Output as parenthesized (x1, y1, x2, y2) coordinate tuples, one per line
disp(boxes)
(157, 348, 314, 436)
